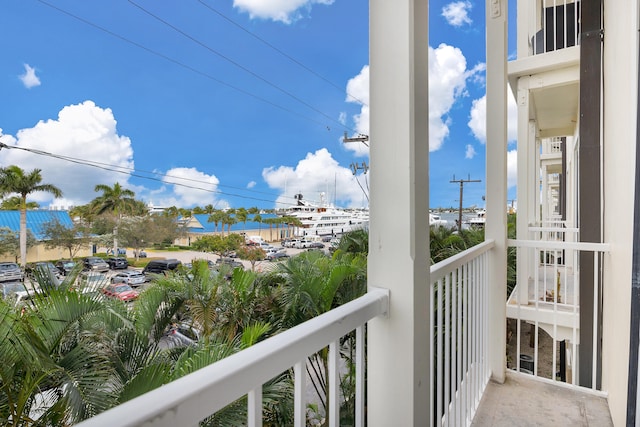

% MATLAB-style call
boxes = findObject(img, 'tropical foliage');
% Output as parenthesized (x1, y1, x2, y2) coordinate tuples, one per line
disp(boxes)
(0, 237, 368, 425)
(40, 218, 91, 259)
(0, 166, 62, 266)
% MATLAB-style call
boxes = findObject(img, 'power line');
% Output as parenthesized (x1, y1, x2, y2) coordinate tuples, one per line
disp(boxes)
(35, 0, 351, 133)
(0, 142, 303, 206)
(195, 0, 368, 107)
(127, 0, 352, 132)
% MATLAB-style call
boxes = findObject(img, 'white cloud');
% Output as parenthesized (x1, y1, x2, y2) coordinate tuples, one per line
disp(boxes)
(465, 144, 476, 159)
(19, 64, 41, 89)
(344, 65, 370, 157)
(152, 167, 222, 208)
(262, 148, 368, 208)
(507, 149, 517, 188)
(0, 101, 134, 207)
(344, 44, 479, 157)
(0, 101, 226, 210)
(428, 43, 472, 151)
(247, 181, 256, 189)
(468, 92, 519, 190)
(467, 89, 518, 144)
(442, 1, 473, 27)
(233, 0, 334, 24)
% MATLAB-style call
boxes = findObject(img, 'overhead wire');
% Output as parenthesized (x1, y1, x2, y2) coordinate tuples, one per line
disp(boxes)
(0, 142, 301, 206)
(28, 1, 370, 206)
(126, 0, 352, 133)
(34, 0, 349, 133)
(194, 0, 369, 107)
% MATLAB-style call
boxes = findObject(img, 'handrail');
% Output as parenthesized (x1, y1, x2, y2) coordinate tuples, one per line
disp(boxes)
(508, 239, 610, 252)
(77, 288, 389, 427)
(430, 239, 495, 278)
(430, 241, 493, 425)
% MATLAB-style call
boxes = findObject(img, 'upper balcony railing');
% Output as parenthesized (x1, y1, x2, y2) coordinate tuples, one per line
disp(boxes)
(528, 0, 581, 56)
(76, 241, 495, 427)
(542, 138, 563, 156)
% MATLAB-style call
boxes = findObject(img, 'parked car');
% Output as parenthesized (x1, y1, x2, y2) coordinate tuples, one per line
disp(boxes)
(106, 257, 128, 270)
(142, 259, 182, 277)
(0, 262, 23, 282)
(134, 249, 147, 258)
(13, 289, 39, 308)
(101, 283, 138, 302)
(266, 251, 290, 261)
(83, 257, 109, 272)
(1, 281, 26, 298)
(111, 270, 146, 287)
(55, 259, 77, 276)
(78, 271, 108, 287)
(159, 325, 198, 349)
(215, 257, 244, 269)
(26, 262, 61, 280)
(295, 238, 313, 249)
(308, 242, 325, 249)
(258, 242, 274, 251)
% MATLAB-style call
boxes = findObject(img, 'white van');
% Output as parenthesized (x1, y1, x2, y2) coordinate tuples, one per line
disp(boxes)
(295, 238, 313, 249)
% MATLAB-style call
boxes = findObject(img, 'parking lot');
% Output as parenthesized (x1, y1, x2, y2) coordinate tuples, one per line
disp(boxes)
(3, 242, 332, 296)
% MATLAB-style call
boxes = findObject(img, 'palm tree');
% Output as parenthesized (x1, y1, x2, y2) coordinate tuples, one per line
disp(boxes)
(274, 251, 367, 422)
(235, 208, 248, 233)
(223, 213, 237, 236)
(0, 166, 62, 266)
(91, 183, 137, 255)
(208, 210, 226, 234)
(0, 286, 117, 424)
(0, 195, 38, 210)
(253, 213, 263, 232)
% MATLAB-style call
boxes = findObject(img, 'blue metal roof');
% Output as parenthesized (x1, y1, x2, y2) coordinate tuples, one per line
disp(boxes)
(188, 214, 216, 233)
(0, 210, 74, 240)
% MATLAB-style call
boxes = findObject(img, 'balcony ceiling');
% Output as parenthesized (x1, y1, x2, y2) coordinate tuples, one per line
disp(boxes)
(531, 82, 579, 138)
(508, 47, 581, 140)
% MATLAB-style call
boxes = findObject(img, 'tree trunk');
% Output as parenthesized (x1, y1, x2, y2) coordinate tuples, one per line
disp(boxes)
(19, 206, 27, 267)
(113, 224, 119, 256)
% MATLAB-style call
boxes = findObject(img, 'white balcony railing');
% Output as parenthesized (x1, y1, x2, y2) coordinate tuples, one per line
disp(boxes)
(430, 239, 494, 426)
(507, 238, 610, 392)
(75, 241, 496, 427)
(76, 288, 389, 427)
(542, 138, 563, 155)
(528, 0, 581, 56)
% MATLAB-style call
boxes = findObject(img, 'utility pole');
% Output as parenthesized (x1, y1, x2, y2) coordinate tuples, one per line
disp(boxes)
(343, 131, 370, 146)
(450, 174, 481, 230)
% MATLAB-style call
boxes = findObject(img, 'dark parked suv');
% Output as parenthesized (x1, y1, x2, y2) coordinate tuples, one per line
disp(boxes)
(106, 257, 128, 270)
(142, 259, 182, 277)
(83, 257, 109, 272)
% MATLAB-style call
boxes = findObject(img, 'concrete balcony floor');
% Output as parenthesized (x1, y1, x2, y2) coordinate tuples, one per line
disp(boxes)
(471, 371, 613, 426)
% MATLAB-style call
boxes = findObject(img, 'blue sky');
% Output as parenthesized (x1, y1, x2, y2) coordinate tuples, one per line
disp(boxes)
(0, 0, 517, 211)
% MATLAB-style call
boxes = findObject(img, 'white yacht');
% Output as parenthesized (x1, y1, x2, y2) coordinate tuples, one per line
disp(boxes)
(278, 193, 369, 237)
(429, 213, 448, 227)
(466, 209, 486, 227)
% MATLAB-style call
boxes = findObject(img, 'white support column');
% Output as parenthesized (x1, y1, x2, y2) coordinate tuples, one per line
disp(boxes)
(485, 0, 508, 383)
(516, 79, 531, 305)
(516, 0, 529, 57)
(368, 0, 430, 425)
